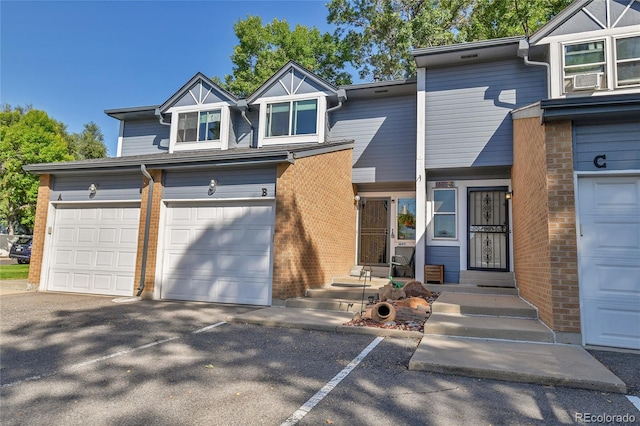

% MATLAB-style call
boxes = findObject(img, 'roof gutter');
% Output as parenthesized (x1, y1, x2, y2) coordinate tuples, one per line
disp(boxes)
(155, 107, 171, 126)
(137, 164, 154, 297)
(518, 39, 551, 98)
(325, 89, 347, 142)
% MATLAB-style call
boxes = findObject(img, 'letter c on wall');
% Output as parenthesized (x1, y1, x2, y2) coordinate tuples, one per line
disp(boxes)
(593, 154, 607, 169)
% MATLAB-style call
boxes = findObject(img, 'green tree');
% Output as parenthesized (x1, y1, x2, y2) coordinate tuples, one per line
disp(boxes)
(327, 0, 572, 81)
(462, 0, 574, 40)
(67, 121, 107, 160)
(0, 106, 74, 234)
(219, 16, 352, 97)
(327, 0, 472, 80)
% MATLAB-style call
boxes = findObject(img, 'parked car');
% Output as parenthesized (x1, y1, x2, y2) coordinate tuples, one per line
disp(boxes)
(9, 236, 32, 264)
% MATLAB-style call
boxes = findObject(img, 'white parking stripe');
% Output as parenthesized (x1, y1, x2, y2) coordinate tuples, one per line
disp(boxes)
(0, 322, 227, 389)
(281, 336, 384, 426)
(627, 395, 640, 412)
(192, 321, 226, 334)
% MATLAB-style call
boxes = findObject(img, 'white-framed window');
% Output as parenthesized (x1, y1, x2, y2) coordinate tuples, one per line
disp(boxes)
(257, 93, 326, 146)
(561, 34, 640, 93)
(167, 103, 230, 153)
(433, 188, 457, 239)
(176, 109, 221, 143)
(563, 39, 607, 92)
(266, 99, 317, 137)
(615, 35, 640, 88)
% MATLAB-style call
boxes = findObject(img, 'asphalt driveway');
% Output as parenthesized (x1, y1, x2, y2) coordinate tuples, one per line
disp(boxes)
(2, 292, 639, 426)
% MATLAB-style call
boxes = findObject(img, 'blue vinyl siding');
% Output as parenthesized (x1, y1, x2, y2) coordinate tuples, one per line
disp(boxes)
(51, 174, 142, 202)
(425, 59, 546, 169)
(427, 246, 460, 283)
(121, 119, 170, 156)
(163, 168, 277, 200)
(234, 108, 259, 148)
(574, 121, 640, 171)
(330, 94, 416, 184)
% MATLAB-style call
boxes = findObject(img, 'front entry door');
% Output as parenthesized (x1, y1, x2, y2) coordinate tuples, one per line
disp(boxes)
(468, 188, 509, 271)
(358, 198, 390, 265)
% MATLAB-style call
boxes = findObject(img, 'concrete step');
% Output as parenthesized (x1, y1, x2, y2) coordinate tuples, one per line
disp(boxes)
(459, 270, 515, 288)
(285, 297, 367, 313)
(424, 284, 518, 296)
(332, 276, 391, 286)
(349, 266, 390, 278)
(408, 335, 627, 394)
(432, 293, 537, 319)
(424, 312, 554, 343)
(305, 287, 381, 300)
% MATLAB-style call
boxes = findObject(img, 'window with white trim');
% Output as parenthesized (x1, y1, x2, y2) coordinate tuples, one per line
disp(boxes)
(177, 109, 221, 143)
(615, 35, 640, 88)
(433, 189, 457, 239)
(266, 99, 317, 137)
(563, 39, 607, 92)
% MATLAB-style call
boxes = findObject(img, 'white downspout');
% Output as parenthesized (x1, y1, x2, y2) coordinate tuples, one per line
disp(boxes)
(518, 39, 551, 98)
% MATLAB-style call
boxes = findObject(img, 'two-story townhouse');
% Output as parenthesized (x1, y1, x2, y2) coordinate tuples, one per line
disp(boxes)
(24, 0, 639, 352)
(509, 0, 639, 350)
(410, 0, 638, 350)
(25, 61, 417, 306)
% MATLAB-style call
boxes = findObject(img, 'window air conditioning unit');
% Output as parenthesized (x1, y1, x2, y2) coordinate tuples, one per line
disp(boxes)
(573, 72, 604, 90)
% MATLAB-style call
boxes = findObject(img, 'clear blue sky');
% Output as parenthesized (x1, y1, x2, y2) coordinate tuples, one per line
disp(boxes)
(1, 0, 346, 156)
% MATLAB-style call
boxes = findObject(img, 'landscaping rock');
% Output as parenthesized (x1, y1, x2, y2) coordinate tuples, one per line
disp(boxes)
(402, 280, 433, 298)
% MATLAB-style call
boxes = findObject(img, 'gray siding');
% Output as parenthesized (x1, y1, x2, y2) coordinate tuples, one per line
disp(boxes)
(330, 94, 417, 184)
(426, 245, 460, 283)
(121, 119, 170, 156)
(51, 174, 142, 202)
(171, 81, 227, 108)
(261, 69, 331, 98)
(574, 121, 640, 171)
(547, 0, 640, 37)
(425, 58, 546, 169)
(234, 108, 259, 148)
(163, 168, 277, 200)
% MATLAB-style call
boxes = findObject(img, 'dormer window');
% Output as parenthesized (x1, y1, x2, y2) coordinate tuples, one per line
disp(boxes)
(266, 99, 318, 137)
(563, 40, 607, 92)
(257, 95, 326, 146)
(616, 35, 640, 87)
(562, 35, 640, 93)
(168, 104, 230, 152)
(177, 110, 221, 143)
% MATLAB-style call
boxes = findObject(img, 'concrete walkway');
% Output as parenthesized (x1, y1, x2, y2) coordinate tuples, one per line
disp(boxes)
(228, 305, 628, 394)
(0, 279, 35, 296)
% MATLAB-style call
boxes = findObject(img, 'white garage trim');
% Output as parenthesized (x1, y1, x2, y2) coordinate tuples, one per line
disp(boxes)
(575, 170, 640, 350)
(156, 199, 275, 305)
(42, 202, 141, 296)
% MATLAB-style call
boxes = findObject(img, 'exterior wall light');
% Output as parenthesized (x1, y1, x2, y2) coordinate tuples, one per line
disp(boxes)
(88, 183, 98, 196)
(354, 194, 361, 202)
(505, 191, 513, 200)
(208, 179, 217, 195)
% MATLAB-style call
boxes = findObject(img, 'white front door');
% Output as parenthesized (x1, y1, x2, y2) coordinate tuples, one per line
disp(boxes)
(160, 201, 274, 305)
(47, 204, 140, 296)
(578, 175, 640, 350)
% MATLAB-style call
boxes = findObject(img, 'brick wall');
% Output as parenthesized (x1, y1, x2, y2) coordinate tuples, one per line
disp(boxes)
(28, 174, 52, 285)
(272, 149, 356, 300)
(512, 118, 554, 327)
(133, 169, 163, 299)
(513, 118, 580, 335)
(545, 122, 580, 334)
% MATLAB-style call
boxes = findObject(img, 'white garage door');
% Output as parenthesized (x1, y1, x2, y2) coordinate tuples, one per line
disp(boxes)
(160, 201, 274, 305)
(578, 176, 640, 350)
(48, 204, 140, 296)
